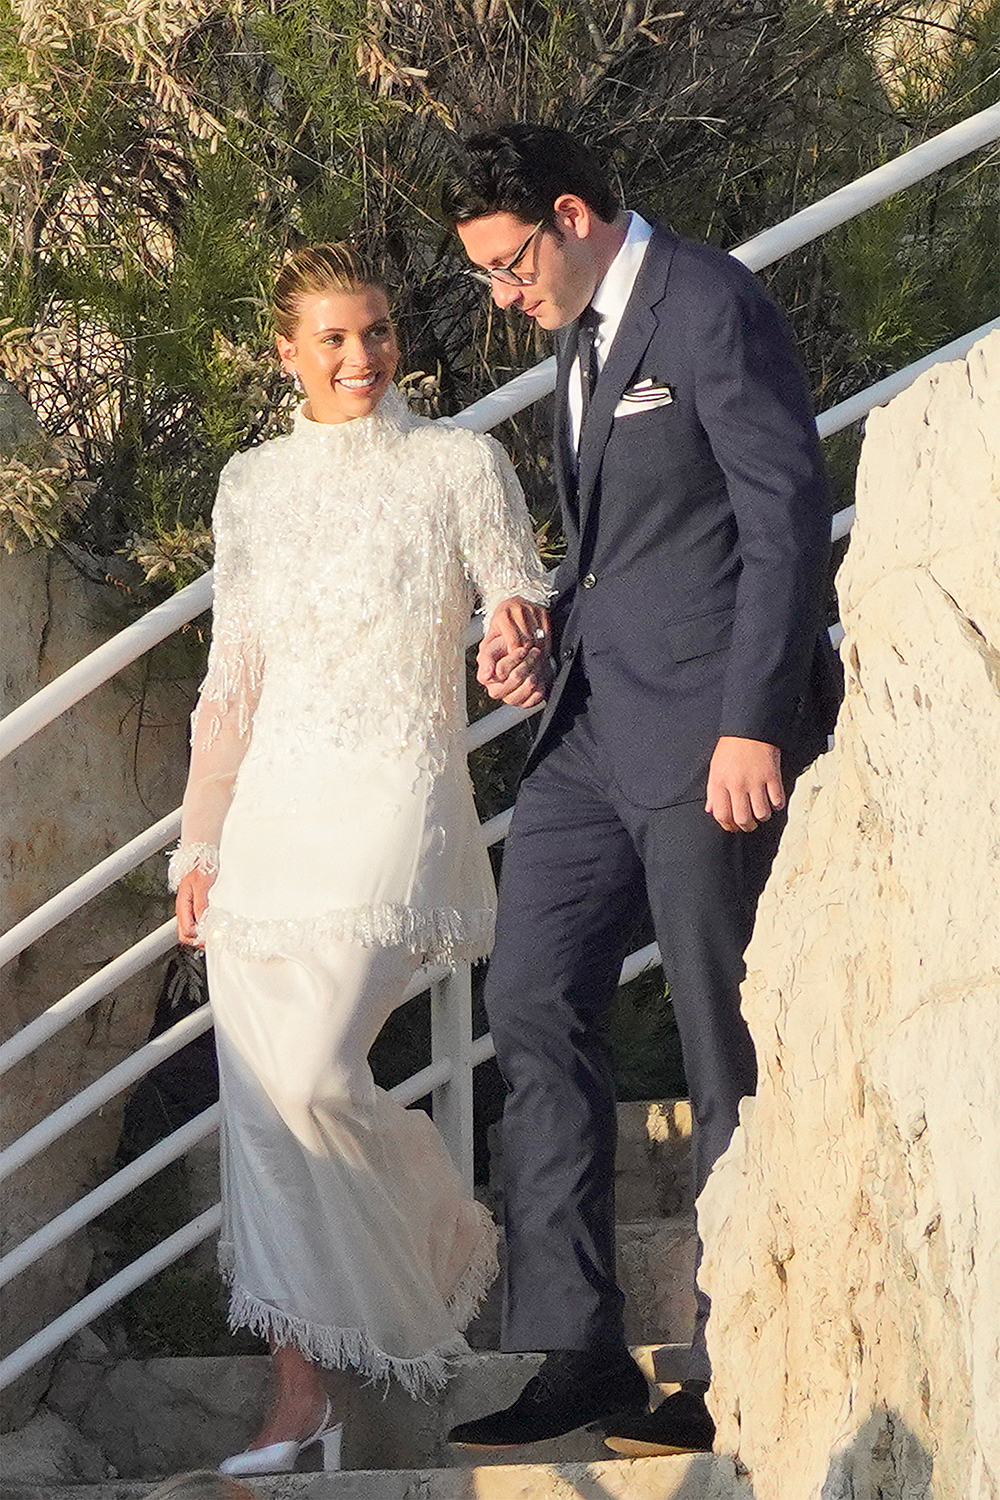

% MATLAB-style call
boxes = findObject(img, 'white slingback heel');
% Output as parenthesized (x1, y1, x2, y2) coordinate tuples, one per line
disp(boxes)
(219, 1397, 343, 1475)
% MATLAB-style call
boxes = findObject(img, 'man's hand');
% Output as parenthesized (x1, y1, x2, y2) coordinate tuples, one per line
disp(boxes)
(477, 598, 552, 708)
(706, 736, 784, 833)
(176, 869, 216, 947)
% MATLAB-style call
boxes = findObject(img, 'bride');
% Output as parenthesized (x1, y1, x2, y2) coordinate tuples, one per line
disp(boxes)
(170, 243, 551, 1474)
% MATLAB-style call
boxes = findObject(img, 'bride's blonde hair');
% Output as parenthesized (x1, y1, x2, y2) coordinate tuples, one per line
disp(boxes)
(272, 243, 387, 338)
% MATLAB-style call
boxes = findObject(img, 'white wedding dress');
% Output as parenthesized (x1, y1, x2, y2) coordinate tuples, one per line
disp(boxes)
(169, 385, 550, 1392)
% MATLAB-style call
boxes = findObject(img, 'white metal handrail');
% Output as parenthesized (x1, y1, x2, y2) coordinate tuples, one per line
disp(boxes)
(815, 318, 999, 442)
(0, 921, 179, 1076)
(0, 1207, 224, 1391)
(0, 1105, 221, 1290)
(0, 733, 533, 1082)
(0, 937, 667, 1405)
(0, 611, 483, 967)
(3, 104, 998, 1394)
(0, 953, 454, 1186)
(0, 808, 657, 1198)
(0, 811, 181, 969)
(0, 1003, 215, 1183)
(0, 739, 697, 1100)
(0, 932, 668, 1295)
(733, 104, 1000, 273)
(0, 573, 214, 761)
(0, 1004, 529, 1390)
(0, 1042, 464, 1303)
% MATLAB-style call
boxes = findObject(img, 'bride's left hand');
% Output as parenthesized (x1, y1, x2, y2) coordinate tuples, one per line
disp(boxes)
(176, 868, 216, 947)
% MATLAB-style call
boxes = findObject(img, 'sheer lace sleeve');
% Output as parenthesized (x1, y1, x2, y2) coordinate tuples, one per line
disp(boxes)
(168, 462, 264, 890)
(455, 434, 554, 626)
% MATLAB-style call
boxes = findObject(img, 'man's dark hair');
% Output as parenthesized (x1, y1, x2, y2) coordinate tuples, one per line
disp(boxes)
(441, 123, 619, 228)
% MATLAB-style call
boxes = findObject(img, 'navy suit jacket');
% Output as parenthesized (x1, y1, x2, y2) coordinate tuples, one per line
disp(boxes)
(524, 223, 841, 808)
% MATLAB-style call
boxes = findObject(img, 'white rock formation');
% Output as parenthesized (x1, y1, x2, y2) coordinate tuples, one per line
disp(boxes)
(699, 331, 1000, 1498)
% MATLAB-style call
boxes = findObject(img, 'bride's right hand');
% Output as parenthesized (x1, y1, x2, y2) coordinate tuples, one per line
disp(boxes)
(176, 869, 216, 947)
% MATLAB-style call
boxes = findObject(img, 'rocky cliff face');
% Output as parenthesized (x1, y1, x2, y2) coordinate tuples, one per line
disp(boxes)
(699, 331, 1000, 1497)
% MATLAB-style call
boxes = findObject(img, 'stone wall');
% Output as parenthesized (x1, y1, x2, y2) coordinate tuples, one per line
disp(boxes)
(699, 331, 1000, 1497)
(1, 532, 195, 1426)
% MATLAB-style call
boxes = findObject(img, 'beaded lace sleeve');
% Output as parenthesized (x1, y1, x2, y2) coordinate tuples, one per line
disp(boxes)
(455, 434, 553, 624)
(168, 464, 264, 891)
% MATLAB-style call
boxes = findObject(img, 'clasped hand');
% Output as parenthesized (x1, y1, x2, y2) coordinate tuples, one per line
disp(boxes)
(477, 598, 553, 709)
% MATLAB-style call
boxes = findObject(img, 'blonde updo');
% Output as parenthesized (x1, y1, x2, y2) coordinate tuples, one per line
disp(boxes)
(272, 243, 387, 339)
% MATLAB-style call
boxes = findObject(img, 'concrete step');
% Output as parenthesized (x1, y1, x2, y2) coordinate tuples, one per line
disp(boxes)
(38, 1348, 697, 1479)
(616, 1099, 694, 1220)
(1, 1452, 748, 1500)
(619, 1215, 696, 1347)
(465, 1213, 697, 1352)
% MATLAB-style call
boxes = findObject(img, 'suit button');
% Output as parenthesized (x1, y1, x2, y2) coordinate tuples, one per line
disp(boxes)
(582, 572, 597, 589)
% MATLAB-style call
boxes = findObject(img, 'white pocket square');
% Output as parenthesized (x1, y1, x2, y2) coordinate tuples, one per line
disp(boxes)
(613, 378, 674, 418)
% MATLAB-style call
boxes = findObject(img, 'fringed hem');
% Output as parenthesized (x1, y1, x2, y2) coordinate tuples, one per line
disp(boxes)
(217, 1208, 498, 1399)
(201, 902, 495, 964)
(222, 1278, 467, 1399)
(447, 1201, 501, 1332)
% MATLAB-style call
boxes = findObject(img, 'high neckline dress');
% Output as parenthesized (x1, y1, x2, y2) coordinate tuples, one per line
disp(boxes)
(169, 386, 551, 1392)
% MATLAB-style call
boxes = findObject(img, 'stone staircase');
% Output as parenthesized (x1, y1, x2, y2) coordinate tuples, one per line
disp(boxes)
(4, 1457, 747, 1500)
(1, 1102, 746, 1500)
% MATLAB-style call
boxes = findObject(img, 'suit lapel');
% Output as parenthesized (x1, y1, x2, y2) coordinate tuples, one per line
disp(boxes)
(576, 227, 678, 530)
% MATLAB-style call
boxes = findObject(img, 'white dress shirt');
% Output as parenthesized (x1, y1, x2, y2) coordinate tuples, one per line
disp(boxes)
(568, 210, 653, 450)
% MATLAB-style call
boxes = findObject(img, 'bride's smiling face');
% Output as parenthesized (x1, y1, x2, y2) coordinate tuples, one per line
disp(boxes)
(276, 285, 399, 424)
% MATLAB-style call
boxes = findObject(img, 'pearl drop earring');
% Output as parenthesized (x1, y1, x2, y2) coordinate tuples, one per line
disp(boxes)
(291, 371, 303, 393)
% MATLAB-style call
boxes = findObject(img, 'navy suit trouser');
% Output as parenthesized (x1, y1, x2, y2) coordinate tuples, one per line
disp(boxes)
(485, 661, 785, 1382)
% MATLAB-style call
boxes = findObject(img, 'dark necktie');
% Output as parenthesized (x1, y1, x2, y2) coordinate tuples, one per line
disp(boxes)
(576, 305, 600, 434)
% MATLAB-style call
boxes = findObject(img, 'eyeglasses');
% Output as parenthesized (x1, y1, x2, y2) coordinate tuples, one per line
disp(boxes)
(464, 222, 544, 288)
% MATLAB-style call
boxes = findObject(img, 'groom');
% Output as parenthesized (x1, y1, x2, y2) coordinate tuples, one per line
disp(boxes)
(443, 124, 840, 1455)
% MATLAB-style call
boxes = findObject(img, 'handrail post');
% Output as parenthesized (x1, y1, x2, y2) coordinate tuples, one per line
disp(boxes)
(430, 963, 475, 1193)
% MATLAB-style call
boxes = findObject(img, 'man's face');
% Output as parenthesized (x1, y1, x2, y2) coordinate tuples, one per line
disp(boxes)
(456, 208, 598, 331)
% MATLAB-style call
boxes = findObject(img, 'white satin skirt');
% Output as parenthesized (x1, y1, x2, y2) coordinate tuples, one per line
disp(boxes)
(206, 936, 498, 1394)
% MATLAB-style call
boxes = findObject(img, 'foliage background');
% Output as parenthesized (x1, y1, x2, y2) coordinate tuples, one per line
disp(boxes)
(3, 0, 997, 571)
(2, 0, 997, 1350)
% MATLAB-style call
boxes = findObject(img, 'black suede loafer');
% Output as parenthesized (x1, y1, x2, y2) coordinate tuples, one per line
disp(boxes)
(603, 1387, 716, 1456)
(448, 1347, 649, 1449)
